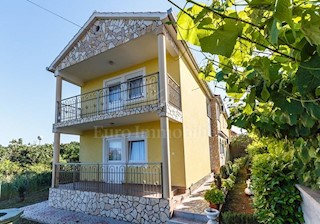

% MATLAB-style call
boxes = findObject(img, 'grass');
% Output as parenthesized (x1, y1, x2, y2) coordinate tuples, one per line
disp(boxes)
(0, 188, 49, 224)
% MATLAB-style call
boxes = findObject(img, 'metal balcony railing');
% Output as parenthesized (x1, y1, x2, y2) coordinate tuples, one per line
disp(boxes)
(54, 162, 163, 198)
(168, 75, 181, 109)
(57, 73, 182, 123)
(57, 72, 160, 123)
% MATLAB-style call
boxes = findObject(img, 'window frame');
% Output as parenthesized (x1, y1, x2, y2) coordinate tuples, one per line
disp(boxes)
(102, 132, 147, 164)
(124, 68, 146, 102)
(127, 133, 147, 163)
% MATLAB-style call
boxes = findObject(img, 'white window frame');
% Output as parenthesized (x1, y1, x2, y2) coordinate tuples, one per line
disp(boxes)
(124, 68, 147, 102)
(127, 133, 147, 163)
(103, 77, 123, 112)
(103, 137, 125, 163)
(103, 68, 146, 109)
(102, 132, 147, 164)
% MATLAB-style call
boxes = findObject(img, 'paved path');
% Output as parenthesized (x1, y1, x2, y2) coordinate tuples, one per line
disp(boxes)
(174, 175, 214, 214)
(21, 201, 131, 224)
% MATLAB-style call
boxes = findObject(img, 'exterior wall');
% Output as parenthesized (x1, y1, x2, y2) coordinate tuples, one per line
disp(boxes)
(169, 121, 186, 188)
(296, 185, 320, 224)
(209, 97, 230, 173)
(178, 57, 211, 188)
(209, 98, 220, 173)
(49, 188, 170, 224)
(81, 54, 179, 94)
(80, 120, 185, 187)
(80, 121, 161, 163)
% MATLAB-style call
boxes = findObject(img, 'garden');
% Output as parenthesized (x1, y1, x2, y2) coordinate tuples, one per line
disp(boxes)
(0, 139, 79, 203)
(172, 0, 320, 223)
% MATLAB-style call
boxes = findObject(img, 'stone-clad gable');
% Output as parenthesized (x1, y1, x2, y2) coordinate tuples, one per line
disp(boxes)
(56, 19, 162, 71)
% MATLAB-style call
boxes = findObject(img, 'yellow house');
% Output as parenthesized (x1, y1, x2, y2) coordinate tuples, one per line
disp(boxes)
(47, 10, 224, 223)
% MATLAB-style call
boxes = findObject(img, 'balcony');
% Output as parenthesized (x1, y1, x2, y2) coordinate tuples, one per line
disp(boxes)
(55, 73, 182, 131)
(54, 162, 163, 198)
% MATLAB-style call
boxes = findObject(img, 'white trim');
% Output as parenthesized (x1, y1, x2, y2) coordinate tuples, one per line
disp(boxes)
(102, 132, 148, 164)
(103, 68, 147, 110)
(103, 137, 125, 163)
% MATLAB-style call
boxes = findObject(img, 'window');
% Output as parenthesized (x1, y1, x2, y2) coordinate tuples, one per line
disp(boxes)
(206, 99, 212, 118)
(216, 104, 220, 121)
(128, 76, 143, 99)
(108, 84, 121, 103)
(128, 140, 145, 162)
(107, 139, 122, 161)
(103, 133, 147, 164)
(220, 139, 225, 155)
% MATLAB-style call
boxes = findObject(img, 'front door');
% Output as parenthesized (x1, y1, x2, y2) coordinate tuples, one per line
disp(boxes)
(104, 138, 125, 183)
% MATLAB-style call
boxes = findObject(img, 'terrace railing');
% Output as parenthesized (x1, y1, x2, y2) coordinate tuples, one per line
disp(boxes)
(56, 72, 181, 123)
(57, 73, 159, 122)
(168, 75, 181, 110)
(54, 162, 163, 198)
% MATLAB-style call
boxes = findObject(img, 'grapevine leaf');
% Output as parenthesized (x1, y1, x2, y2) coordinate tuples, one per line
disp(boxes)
(274, 0, 293, 29)
(261, 83, 270, 101)
(199, 15, 242, 57)
(296, 55, 320, 95)
(270, 18, 279, 44)
(300, 113, 316, 128)
(315, 86, 320, 97)
(301, 10, 320, 46)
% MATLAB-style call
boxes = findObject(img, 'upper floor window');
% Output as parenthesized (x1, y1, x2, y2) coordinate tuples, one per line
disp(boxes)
(128, 76, 143, 99)
(108, 84, 121, 103)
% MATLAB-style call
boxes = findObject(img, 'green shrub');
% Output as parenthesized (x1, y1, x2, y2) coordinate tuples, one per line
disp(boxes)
(214, 174, 222, 189)
(226, 161, 233, 174)
(222, 211, 258, 224)
(251, 153, 304, 224)
(220, 165, 229, 179)
(222, 177, 235, 191)
(204, 185, 225, 205)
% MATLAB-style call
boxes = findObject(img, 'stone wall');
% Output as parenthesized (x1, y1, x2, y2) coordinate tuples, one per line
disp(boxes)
(56, 19, 162, 71)
(49, 188, 170, 224)
(296, 185, 320, 223)
(209, 98, 221, 173)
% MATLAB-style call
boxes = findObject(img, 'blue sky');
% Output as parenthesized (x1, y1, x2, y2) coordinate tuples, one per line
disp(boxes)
(0, 0, 224, 146)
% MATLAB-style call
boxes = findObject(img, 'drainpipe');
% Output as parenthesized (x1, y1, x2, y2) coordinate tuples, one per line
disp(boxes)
(52, 71, 62, 188)
(157, 25, 172, 199)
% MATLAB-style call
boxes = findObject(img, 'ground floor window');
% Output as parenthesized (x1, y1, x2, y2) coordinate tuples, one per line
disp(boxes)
(103, 133, 147, 163)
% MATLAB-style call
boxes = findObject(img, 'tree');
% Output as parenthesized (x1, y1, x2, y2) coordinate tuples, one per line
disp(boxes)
(171, 0, 320, 189)
(171, 0, 320, 139)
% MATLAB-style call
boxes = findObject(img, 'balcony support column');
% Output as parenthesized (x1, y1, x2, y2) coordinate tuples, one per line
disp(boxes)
(157, 26, 172, 199)
(52, 72, 62, 188)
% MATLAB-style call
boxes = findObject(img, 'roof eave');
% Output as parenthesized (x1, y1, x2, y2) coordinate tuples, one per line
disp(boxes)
(48, 11, 169, 72)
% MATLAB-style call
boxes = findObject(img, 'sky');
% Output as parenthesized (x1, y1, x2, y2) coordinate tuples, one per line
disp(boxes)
(0, 0, 225, 146)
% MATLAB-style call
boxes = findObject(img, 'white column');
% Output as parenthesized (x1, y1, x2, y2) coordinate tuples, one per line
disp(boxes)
(158, 26, 172, 199)
(52, 73, 62, 187)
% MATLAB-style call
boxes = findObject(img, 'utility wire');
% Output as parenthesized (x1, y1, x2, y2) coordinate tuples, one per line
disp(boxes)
(26, 0, 82, 28)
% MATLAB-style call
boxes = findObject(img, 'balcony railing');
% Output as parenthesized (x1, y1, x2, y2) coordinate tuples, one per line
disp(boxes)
(168, 75, 181, 109)
(57, 72, 181, 123)
(54, 162, 163, 198)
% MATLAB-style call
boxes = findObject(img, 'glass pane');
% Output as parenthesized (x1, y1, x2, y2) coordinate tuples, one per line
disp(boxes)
(129, 140, 145, 162)
(108, 140, 122, 161)
(109, 84, 121, 103)
(128, 77, 143, 99)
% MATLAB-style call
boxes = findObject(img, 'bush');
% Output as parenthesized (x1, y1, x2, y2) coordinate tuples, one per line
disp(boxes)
(251, 153, 304, 224)
(204, 185, 225, 205)
(222, 177, 235, 191)
(220, 165, 229, 179)
(222, 212, 258, 224)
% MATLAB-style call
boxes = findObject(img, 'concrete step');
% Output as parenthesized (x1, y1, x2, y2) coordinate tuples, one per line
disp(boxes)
(167, 210, 208, 224)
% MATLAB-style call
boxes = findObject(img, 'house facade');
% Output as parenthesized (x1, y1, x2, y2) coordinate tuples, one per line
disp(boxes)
(47, 10, 229, 223)
(209, 95, 231, 174)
